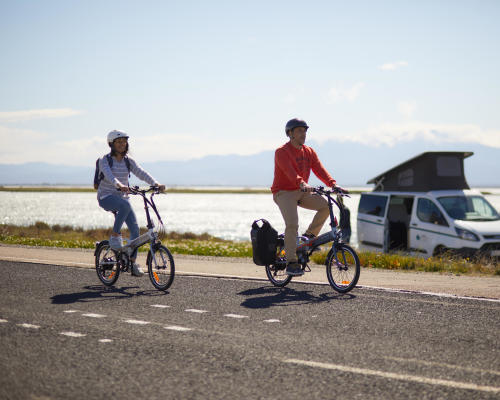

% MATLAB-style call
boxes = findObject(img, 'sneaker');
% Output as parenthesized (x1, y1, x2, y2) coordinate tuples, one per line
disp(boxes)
(109, 235, 123, 250)
(131, 262, 144, 277)
(286, 262, 304, 276)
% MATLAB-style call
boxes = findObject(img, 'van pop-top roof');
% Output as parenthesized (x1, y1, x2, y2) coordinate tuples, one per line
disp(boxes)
(367, 151, 473, 192)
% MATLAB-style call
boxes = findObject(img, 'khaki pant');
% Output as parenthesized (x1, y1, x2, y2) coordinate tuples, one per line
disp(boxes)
(273, 190, 329, 263)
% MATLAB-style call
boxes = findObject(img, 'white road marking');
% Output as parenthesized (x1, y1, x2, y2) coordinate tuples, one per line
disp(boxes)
(185, 309, 208, 313)
(164, 325, 192, 332)
(82, 313, 106, 318)
(150, 304, 171, 308)
(124, 319, 150, 325)
(283, 359, 500, 394)
(63, 310, 80, 313)
(60, 332, 86, 337)
(99, 339, 113, 343)
(384, 356, 500, 376)
(224, 314, 248, 319)
(18, 323, 40, 329)
(264, 319, 280, 323)
(0, 319, 7, 323)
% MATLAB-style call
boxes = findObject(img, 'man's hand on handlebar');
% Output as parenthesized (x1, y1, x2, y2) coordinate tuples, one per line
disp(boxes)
(300, 182, 315, 192)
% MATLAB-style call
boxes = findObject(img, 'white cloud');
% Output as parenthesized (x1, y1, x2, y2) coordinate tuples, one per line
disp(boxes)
(0, 108, 83, 122)
(327, 82, 365, 104)
(379, 61, 408, 71)
(397, 101, 417, 118)
(326, 121, 500, 148)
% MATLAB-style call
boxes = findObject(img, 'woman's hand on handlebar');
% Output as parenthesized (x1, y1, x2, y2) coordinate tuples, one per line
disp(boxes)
(117, 183, 130, 194)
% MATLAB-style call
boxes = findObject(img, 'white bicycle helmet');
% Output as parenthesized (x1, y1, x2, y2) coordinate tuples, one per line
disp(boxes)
(107, 130, 129, 145)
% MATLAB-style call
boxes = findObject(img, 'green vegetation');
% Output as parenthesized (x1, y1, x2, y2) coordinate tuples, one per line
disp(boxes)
(310, 249, 499, 276)
(0, 222, 498, 275)
(0, 222, 252, 258)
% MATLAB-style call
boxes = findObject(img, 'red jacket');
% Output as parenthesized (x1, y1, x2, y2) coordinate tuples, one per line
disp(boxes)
(271, 142, 336, 194)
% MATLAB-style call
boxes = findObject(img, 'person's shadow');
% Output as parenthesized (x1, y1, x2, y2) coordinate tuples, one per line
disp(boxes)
(238, 286, 355, 309)
(51, 285, 169, 304)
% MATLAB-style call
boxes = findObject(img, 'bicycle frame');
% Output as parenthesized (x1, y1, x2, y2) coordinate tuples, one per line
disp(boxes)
(294, 187, 349, 265)
(115, 186, 164, 265)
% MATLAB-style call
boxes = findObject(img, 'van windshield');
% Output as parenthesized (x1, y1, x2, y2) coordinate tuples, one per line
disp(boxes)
(437, 196, 500, 221)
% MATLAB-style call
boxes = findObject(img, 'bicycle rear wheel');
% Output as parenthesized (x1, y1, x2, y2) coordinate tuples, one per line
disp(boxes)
(95, 241, 120, 286)
(147, 244, 175, 291)
(326, 244, 360, 293)
(265, 243, 292, 287)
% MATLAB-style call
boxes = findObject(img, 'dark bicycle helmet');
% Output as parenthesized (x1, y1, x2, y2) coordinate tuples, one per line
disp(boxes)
(285, 118, 309, 135)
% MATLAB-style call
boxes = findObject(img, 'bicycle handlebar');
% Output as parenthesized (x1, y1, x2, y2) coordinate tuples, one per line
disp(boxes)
(313, 186, 350, 197)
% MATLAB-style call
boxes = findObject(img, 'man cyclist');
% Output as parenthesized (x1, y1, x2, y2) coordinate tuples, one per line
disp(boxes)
(271, 118, 337, 276)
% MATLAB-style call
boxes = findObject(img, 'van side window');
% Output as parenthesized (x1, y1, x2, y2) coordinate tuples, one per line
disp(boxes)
(417, 199, 448, 226)
(359, 195, 387, 217)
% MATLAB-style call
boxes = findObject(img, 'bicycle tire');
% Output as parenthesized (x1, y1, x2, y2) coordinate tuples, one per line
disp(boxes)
(326, 244, 360, 293)
(265, 242, 292, 287)
(95, 241, 120, 286)
(147, 244, 175, 291)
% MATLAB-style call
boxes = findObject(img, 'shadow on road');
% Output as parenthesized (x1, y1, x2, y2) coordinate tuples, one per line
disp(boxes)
(238, 286, 355, 309)
(51, 285, 169, 304)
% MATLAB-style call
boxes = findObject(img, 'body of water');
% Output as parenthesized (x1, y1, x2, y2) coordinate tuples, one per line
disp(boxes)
(1, 190, 499, 244)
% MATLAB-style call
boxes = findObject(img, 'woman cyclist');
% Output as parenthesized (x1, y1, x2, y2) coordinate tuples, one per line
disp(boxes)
(96, 130, 165, 277)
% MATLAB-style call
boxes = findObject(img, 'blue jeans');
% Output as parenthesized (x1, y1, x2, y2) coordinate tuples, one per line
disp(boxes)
(98, 195, 140, 258)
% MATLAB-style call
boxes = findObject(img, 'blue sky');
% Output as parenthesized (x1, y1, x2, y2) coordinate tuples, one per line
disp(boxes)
(1, 0, 499, 166)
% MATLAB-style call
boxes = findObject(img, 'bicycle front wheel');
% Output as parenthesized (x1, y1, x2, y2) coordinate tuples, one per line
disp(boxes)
(326, 244, 360, 293)
(95, 241, 120, 286)
(147, 244, 175, 291)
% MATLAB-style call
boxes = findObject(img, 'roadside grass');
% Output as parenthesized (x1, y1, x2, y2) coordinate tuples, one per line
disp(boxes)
(0, 222, 498, 275)
(0, 222, 252, 258)
(310, 249, 500, 276)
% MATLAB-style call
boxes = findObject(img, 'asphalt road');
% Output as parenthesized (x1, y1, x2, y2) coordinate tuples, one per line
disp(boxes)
(1, 260, 499, 400)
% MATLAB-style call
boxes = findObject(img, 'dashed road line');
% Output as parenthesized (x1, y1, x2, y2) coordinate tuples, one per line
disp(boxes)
(82, 313, 106, 318)
(264, 319, 280, 323)
(123, 319, 150, 325)
(185, 309, 208, 313)
(63, 310, 80, 313)
(283, 358, 500, 394)
(151, 304, 171, 308)
(99, 339, 113, 343)
(60, 331, 86, 337)
(0, 319, 7, 323)
(17, 323, 40, 329)
(164, 325, 192, 332)
(224, 314, 248, 319)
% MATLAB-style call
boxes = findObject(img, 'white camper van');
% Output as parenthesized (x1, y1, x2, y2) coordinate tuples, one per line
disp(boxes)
(357, 152, 500, 258)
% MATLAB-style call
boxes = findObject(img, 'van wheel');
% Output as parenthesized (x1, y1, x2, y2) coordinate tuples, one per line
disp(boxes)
(433, 246, 447, 257)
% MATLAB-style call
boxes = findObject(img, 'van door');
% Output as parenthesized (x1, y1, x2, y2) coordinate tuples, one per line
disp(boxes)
(386, 195, 414, 251)
(409, 197, 450, 256)
(357, 193, 389, 251)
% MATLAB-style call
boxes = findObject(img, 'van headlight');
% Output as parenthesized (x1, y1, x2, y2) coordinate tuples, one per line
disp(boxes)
(455, 227, 479, 241)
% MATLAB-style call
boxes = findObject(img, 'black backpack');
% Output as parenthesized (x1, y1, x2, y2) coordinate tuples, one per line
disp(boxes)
(250, 219, 278, 266)
(93, 153, 131, 189)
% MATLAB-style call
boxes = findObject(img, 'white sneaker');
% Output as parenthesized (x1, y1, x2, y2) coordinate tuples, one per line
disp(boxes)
(131, 263, 144, 277)
(109, 235, 123, 250)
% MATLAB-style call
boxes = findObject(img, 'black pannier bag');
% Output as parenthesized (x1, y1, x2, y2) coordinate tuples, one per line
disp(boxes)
(250, 219, 278, 266)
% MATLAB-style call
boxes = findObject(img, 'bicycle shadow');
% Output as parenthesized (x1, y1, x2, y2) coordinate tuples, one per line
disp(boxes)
(51, 285, 169, 304)
(238, 286, 355, 309)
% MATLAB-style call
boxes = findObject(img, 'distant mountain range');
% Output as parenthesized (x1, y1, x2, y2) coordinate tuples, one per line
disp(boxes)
(1, 139, 499, 187)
